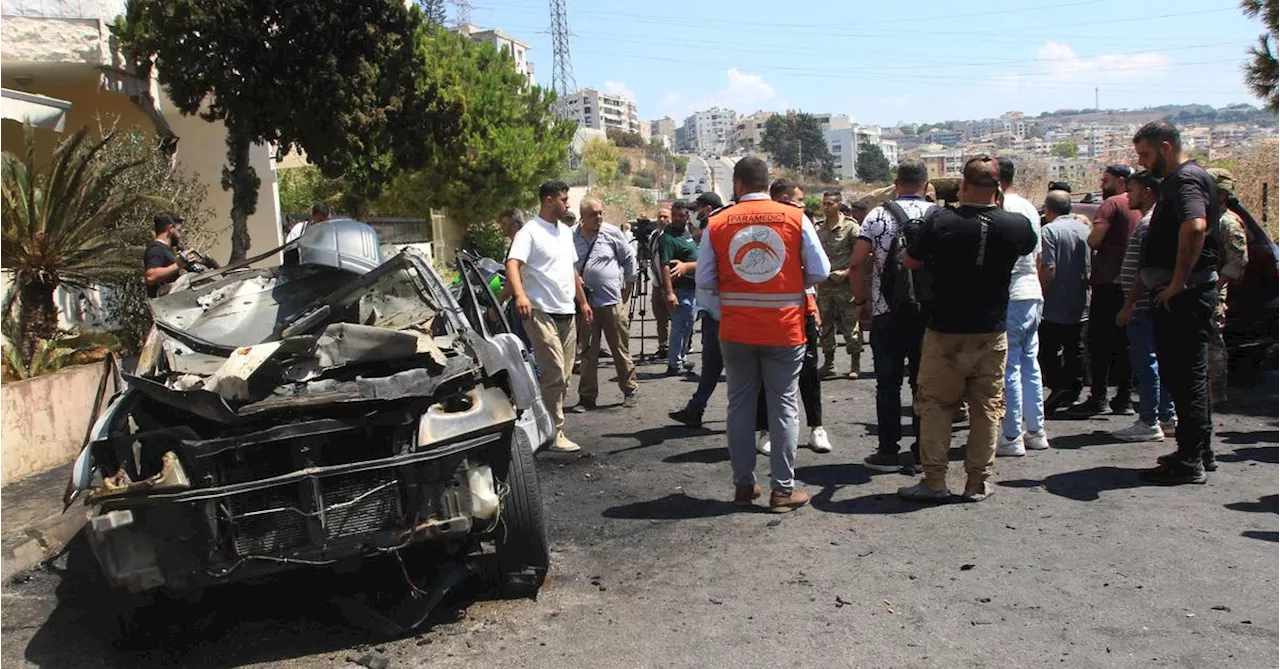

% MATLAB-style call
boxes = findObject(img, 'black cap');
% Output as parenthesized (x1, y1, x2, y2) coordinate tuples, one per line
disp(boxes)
(1105, 164, 1134, 179)
(1048, 180, 1073, 193)
(672, 199, 697, 211)
(693, 192, 724, 209)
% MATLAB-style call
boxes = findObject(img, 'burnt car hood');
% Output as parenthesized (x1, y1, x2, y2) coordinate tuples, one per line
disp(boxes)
(67, 242, 555, 503)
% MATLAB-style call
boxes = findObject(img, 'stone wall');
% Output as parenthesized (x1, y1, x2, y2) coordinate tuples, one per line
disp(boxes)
(0, 359, 116, 485)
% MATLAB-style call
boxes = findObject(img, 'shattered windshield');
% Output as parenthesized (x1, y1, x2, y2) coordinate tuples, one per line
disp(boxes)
(152, 253, 445, 351)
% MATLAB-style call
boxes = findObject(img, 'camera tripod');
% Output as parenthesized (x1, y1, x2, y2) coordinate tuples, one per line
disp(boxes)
(628, 264, 652, 360)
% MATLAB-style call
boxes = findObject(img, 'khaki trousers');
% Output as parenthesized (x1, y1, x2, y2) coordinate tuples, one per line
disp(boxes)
(579, 302, 638, 401)
(651, 287, 670, 351)
(524, 309, 576, 436)
(915, 329, 1007, 489)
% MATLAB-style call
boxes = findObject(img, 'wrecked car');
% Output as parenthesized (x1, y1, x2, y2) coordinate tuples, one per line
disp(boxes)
(67, 218, 555, 611)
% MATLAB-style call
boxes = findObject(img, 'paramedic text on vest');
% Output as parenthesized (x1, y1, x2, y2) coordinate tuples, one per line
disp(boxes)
(695, 157, 831, 513)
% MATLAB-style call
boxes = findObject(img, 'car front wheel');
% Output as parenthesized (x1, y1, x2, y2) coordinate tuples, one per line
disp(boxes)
(490, 429, 549, 599)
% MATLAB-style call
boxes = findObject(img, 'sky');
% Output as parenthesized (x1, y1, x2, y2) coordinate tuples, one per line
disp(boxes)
(463, 0, 1272, 127)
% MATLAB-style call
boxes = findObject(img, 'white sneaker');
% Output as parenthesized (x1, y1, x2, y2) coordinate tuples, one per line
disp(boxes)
(996, 433, 1026, 457)
(1112, 420, 1164, 443)
(809, 427, 832, 453)
(1024, 429, 1050, 450)
(1159, 417, 1178, 434)
(756, 431, 772, 456)
(550, 433, 582, 452)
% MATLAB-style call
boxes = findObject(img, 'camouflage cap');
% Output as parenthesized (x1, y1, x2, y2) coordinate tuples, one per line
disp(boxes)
(1207, 167, 1235, 195)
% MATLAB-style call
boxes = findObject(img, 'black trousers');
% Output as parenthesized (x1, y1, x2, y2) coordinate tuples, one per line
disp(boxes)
(1039, 321, 1085, 394)
(758, 314, 821, 429)
(1153, 282, 1216, 463)
(1088, 284, 1131, 399)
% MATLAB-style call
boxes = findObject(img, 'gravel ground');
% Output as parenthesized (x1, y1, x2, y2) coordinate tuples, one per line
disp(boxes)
(2, 328, 1275, 669)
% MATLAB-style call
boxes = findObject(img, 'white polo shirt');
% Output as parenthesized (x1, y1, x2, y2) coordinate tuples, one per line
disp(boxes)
(507, 216, 579, 315)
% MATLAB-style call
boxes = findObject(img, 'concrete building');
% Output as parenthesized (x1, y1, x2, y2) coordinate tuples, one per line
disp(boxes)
(1, 0, 282, 271)
(732, 110, 776, 152)
(826, 123, 900, 181)
(457, 24, 535, 87)
(650, 116, 676, 146)
(680, 107, 737, 154)
(566, 88, 641, 136)
(920, 148, 965, 178)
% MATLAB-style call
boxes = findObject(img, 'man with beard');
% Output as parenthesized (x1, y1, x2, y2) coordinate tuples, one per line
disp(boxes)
(658, 201, 699, 375)
(1132, 121, 1221, 485)
(507, 180, 595, 453)
(1069, 165, 1140, 417)
(144, 212, 196, 298)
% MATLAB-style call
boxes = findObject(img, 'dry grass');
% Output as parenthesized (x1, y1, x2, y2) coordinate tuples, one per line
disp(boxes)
(1235, 139, 1279, 239)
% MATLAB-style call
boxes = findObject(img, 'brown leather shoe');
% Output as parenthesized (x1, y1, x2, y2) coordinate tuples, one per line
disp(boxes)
(733, 484, 762, 507)
(769, 489, 811, 513)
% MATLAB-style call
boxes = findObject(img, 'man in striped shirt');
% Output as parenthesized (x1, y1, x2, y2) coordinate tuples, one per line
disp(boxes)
(1113, 171, 1177, 443)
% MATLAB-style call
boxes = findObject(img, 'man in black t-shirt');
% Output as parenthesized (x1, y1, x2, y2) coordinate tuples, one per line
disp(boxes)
(143, 212, 192, 298)
(1131, 121, 1220, 485)
(897, 156, 1037, 503)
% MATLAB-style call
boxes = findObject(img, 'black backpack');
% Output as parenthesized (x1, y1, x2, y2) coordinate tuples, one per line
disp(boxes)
(880, 200, 939, 310)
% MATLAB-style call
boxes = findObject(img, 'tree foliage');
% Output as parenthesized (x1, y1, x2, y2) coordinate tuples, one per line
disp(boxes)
(856, 142, 893, 183)
(114, 1, 459, 261)
(1241, 0, 1279, 111)
(1, 127, 162, 359)
(376, 28, 574, 226)
(760, 113, 835, 181)
(607, 129, 646, 148)
(1051, 142, 1080, 158)
(582, 138, 620, 185)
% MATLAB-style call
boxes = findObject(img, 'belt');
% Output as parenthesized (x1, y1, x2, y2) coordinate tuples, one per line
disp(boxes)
(719, 291, 807, 309)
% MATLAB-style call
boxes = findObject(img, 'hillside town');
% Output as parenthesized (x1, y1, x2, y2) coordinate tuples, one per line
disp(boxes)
(1, 1, 1277, 668)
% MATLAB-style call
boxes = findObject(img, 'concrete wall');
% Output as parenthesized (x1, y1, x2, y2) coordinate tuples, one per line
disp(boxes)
(0, 360, 113, 485)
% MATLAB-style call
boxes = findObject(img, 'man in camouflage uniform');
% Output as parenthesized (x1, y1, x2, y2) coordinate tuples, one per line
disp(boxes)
(1205, 168, 1249, 407)
(815, 190, 864, 378)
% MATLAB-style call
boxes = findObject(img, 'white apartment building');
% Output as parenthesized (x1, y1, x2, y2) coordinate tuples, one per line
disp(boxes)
(680, 107, 738, 154)
(457, 25, 535, 87)
(826, 123, 900, 181)
(566, 88, 641, 135)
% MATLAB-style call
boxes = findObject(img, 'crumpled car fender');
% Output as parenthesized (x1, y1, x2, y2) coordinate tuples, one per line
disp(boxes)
(461, 331, 553, 452)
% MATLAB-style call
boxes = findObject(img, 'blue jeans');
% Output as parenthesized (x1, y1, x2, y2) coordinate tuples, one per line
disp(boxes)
(1127, 310, 1175, 426)
(667, 287, 697, 369)
(688, 315, 723, 411)
(1002, 299, 1045, 439)
(871, 308, 924, 455)
(508, 301, 539, 378)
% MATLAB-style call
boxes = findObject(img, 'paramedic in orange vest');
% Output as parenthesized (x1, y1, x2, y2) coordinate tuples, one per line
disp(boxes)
(696, 157, 832, 512)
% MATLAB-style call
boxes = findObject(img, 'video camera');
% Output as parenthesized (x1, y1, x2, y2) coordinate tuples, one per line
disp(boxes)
(632, 218, 657, 261)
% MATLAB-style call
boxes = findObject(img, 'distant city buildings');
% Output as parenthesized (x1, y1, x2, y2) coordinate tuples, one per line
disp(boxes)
(650, 116, 676, 149)
(680, 107, 738, 154)
(732, 111, 776, 151)
(566, 88, 642, 135)
(456, 24, 535, 87)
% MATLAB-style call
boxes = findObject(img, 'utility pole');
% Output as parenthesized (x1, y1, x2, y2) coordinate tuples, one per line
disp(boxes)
(549, 0, 578, 121)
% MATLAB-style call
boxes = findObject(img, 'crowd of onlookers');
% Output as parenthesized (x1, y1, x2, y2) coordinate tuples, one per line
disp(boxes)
(495, 119, 1240, 505)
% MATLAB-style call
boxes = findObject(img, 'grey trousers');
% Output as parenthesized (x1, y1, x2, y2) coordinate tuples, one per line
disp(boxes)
(722, 340, 805, 493)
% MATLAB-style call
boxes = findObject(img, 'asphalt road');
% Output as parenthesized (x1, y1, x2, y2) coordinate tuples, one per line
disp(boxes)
(2, 320, 1276, 669)
(681, 155, 736, 200)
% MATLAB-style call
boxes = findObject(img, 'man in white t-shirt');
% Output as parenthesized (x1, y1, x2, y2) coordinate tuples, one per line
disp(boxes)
(995, 158, 1048, 456)
(506, 180, 594, 453)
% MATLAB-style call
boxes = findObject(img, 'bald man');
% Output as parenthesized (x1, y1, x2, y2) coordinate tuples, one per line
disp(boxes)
(571, 197, 640, 410)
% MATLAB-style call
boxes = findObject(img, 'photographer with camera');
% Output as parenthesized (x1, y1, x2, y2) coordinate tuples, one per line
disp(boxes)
(659, 202, 700, 376)
(143, 212, 197, 298)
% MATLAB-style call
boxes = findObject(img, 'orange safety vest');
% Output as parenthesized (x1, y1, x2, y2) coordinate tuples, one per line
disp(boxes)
(707, 198, 807, 347)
